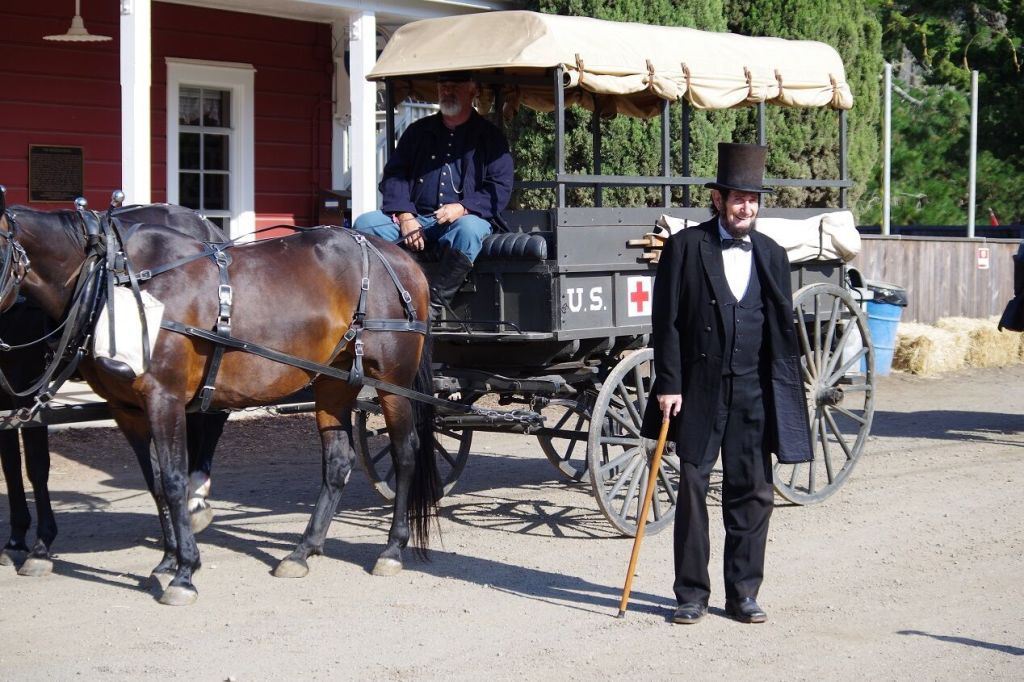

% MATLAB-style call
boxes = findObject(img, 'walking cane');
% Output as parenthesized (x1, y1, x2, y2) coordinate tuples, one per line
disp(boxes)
(616, 416, 671, 618)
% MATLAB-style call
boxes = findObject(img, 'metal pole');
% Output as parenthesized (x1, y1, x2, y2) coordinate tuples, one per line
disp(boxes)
(839, 109, 848, 209)
(967, 70, 978, 238)
(882, 63, 891, 235)
(555, 66, 566, 209)
(757, 102, 765, 145)
(593, 95, 603, 207)
(661, 98, 671, 207)
(682, 101, 691, 207)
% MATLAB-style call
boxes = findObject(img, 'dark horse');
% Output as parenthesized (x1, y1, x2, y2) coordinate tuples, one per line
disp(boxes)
(0, 204, 438, 605)
(0, 204, 231, 576)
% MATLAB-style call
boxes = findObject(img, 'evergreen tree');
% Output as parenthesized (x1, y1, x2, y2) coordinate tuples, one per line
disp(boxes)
(875, 1, 1023, 225)
(725, 0, 883, 213)
(508, 0, 734, 209)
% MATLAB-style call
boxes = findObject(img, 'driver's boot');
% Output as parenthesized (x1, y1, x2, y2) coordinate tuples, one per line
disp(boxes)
(429, 249, 474, 321)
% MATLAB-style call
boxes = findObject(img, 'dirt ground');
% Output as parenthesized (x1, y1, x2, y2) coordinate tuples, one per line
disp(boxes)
(1, 365, 1023, 680)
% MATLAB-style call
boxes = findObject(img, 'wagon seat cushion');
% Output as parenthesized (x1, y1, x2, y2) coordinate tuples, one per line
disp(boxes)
(419, 232, 549, 262)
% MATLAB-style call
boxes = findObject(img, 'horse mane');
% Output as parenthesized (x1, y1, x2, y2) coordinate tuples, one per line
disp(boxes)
(10, 206, 86, 250)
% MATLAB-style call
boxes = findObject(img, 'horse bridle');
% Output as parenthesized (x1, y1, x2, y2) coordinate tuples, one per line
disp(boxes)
(0, 187, 32, 310)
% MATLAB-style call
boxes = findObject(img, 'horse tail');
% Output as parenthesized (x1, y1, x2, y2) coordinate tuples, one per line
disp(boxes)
(408, 328, 440, 553)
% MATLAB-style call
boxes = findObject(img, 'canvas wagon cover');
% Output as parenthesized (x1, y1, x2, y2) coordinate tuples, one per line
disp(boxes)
(368, 11, 853, 118)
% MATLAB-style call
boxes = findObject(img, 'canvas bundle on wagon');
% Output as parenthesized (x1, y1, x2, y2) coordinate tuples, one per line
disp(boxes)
(356, 10, 875, 531)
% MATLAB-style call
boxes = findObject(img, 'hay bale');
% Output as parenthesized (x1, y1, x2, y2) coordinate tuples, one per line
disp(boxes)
(935, 317, 1021, 368)
(893, 322, 968, 376)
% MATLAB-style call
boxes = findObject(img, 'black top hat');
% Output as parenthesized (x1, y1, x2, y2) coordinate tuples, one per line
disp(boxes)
(436, 70, 474, 83)
(705, 143, 773, 194)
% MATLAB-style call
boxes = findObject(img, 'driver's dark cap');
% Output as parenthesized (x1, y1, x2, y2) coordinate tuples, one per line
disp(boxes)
(436, 70, 474, 83)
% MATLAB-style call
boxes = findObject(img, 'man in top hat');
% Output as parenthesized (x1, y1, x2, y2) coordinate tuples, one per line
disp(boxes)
(640, 142, 812, 625)
(353, 71, 514, 319)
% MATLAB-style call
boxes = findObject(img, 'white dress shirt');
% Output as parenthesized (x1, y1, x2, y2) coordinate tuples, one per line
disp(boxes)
(718, 222, 753, 300)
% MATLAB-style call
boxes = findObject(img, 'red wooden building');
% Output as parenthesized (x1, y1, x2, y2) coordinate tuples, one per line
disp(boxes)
(1, 0, 509, 238)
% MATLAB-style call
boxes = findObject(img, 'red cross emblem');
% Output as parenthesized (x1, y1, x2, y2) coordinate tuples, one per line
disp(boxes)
(627, 276, 652, 317)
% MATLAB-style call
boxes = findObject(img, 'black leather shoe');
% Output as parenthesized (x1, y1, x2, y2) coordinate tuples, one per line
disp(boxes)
(725, 597, 767, 623)
(671, 602, 708, 624)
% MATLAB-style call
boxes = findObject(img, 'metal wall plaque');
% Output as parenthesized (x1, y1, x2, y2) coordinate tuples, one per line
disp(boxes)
(29, 145, 84, 202)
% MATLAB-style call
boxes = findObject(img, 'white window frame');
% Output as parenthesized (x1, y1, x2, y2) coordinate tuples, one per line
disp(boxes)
(166, 58, 255, 240)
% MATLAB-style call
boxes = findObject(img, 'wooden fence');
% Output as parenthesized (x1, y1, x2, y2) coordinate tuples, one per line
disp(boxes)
(854, 235, 1020, 324)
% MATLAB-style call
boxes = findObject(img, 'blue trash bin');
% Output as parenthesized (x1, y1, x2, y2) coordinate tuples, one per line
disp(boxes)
(863, 281, 909, 375)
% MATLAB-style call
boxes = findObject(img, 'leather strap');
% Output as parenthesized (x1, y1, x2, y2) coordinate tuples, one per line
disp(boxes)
(160, 319, 468, 414)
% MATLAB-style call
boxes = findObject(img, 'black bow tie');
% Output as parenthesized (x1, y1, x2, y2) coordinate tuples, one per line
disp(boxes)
(722, 238, 752, 251)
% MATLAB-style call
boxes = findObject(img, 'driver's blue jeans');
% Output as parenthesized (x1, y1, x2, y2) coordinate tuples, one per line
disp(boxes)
(352, 210, 490, 262)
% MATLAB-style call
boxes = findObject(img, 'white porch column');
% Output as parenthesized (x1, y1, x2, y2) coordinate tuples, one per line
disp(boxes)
(331, 20, 351, 196)
(120, 0, 152, 204)
(348, 11, 377, 219)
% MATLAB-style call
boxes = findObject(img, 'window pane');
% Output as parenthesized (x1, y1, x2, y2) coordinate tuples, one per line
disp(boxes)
(203, 90, 230, 127)
(179, 88, 200, 125)
(203, 134, 228, 171)
(180, 172, 200, 208)
(205, 216, 227, 231)
(203, 174, 228, 210)
(179, 133, 200, 169)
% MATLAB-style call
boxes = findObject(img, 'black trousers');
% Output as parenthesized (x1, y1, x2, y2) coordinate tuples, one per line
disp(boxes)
(673, 372, 775, 606)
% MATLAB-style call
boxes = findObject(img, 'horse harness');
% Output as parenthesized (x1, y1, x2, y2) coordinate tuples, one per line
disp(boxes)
(0, 200, 453, 419)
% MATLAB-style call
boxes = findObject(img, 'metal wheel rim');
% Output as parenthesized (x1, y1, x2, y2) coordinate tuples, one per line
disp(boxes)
(587, 348, 680, 537)
(354, 407, 471, 502)
(774, 283, 876, 504)
(537, 390, 597, 482)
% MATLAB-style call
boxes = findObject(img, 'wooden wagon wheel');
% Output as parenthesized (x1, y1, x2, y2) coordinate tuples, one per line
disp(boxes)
(587, 348, 680, 537)
(774, 283, 876, 504)
(354, 403, 472, 502)
(537, 389, 598, 481)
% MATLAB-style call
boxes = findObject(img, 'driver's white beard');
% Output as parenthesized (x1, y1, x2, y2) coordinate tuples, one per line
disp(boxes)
(439, 100, 463, 117)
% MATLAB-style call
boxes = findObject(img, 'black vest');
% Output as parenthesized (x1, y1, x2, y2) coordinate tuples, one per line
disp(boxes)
(721, 260, 764, 376)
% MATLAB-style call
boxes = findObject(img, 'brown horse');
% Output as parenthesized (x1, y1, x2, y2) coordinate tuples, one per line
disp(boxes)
(0, 203, 230, 576)
(0, 204, 438, 605)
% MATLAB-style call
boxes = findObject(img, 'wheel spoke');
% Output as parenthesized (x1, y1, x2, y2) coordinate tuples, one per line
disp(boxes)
(832, 403, 867, 425)
(795, 311, 818, 379)
(437, 443, 457, 468)
(818, 409, 835, 483)
(599, 435, 642, 447)
(605, 406, 641, 437)
(657, 465, 678, 505)
(813, 294, 823, 374)
(632, 364, 650, 412)
(607, 455, 644, 500)
(615, 383, 643, 428)
(616, 462, 644, 522)
(823, 408, 855, 461)
(821, 296, 842, 362)
(824, 317, 860, 380)
(599, 446, 640, 478)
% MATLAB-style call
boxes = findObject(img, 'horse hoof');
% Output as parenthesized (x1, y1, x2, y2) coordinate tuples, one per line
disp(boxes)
(159, 585, 198, 606)
(273, 558, 309, 579)
(0, 549, 18, 567)
(151, 571, 174, 592)
(371, 557, 403, 577)
(190, 506, 214, 534)
(17, 557, 53, 577)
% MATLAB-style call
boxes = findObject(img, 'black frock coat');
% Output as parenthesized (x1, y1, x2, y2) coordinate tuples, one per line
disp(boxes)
(639, 219, 813, 465)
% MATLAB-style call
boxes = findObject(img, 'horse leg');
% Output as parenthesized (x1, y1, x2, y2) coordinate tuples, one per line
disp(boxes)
(110, 407, 179, 590)
(17, 425, 56, 577)
(274, 381, 359, 579)
(186, 410, 229, 534)
(146, 396, 201, 605)
(371, 392, 419, 577)
(0, 429, 30, 567)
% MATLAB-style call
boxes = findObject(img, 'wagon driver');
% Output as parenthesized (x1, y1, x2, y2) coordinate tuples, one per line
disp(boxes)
(352, 70, 514, 319)
(640, 143, 812, 625)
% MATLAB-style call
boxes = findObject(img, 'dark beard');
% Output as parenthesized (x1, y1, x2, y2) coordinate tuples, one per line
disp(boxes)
(723, 217, 755, 239)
